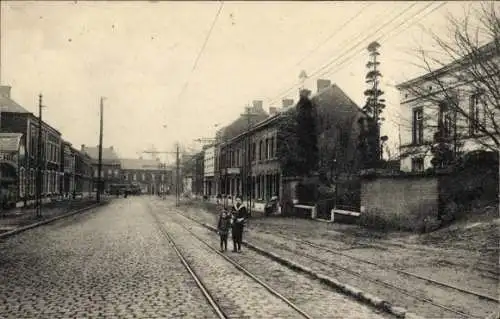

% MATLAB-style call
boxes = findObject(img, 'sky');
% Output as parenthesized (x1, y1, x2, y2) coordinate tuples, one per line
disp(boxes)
(1, 1, 495, 163)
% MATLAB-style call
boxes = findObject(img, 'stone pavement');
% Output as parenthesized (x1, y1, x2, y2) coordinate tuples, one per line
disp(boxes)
(174, 199, 499, 319)
(0, 198, 218, 318)
(152, 200, 390, 319)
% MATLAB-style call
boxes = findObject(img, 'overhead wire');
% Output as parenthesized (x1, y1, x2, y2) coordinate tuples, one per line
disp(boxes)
(319, 1, 448, 80)
(267, 2, 419, 105)
(172, 1, 224, 109)
(293, 2, 375, 67)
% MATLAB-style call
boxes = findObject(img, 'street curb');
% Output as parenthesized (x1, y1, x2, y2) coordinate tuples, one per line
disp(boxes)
(197, 220, 425, 319)
(0, 201, 109, 240)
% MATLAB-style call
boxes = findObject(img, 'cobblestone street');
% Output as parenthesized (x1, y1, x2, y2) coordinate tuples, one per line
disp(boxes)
(0, 198, 217, 318)
(150, 200, 390, 319)
(0, 196, 393, 318)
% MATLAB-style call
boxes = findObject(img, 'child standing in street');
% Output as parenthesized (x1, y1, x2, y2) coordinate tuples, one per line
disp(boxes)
(217, 209, 231, 252)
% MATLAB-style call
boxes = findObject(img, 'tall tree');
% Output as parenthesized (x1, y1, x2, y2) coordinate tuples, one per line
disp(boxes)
(277, 108, 301, 177)
(296, 89, 319, 176)
(360, 41, 387, 168)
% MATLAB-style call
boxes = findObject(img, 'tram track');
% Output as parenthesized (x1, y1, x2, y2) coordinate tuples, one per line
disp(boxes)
(174, 210, 498, 319)
(147, 205, 315, 319)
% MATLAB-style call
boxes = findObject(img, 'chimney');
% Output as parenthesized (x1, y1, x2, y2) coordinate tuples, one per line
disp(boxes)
(317, 79, 331, 93)
(0, 86, 11, 98)
(269, 107, 278, 116)
(252, 100, 263, 111)
(81, 144, 85, 151)
(282, 99, 294, 108)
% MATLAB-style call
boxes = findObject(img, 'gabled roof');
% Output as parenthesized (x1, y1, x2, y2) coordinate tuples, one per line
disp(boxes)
(312, 83, 362, 115)
(222, 83, 362, 145)
(0, 133, 23, 152)
(82, 146, 121, 164)
(120, 158, 164, 170)
(221, 106, 269, 141)
(0, 95, 30, 114)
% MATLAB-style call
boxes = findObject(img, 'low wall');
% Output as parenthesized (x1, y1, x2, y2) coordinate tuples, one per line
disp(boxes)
(361, 174, 439, 220)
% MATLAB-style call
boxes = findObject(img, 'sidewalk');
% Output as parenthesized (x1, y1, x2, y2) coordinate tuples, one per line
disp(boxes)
(0, 196, 110, 235)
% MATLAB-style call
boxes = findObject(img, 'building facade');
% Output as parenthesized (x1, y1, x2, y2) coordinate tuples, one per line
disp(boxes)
(396, 41, 499, 172)
(203, 145, 216, 197)
(81, 145, 122, 192)
(0, 86, 63, 203)
(120, 158, 171, 195)
(213, 79, 365, 210)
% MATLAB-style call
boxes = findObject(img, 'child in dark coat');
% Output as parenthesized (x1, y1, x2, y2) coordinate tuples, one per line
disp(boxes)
(217, 209, 231, 252)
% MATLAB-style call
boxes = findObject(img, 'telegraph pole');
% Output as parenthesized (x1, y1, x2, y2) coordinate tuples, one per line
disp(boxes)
(96, 97, 104, 203)
(175, 143, 180, 207)
(36, 94, 44, 218)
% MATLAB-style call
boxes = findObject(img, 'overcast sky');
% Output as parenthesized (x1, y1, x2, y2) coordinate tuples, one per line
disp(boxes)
(0, 1, 493, 162)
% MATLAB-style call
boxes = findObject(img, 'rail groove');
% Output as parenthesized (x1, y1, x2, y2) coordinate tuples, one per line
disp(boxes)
(176, 210, 498, 319)
(150, 207, 313, 319)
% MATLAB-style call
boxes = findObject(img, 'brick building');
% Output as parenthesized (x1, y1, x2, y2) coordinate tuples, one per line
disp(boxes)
(81, 145, 121, 193)
(120, 158, 171, 195)
(0, 85, 63, 204)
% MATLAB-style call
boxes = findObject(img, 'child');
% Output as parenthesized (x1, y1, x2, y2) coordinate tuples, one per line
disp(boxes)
(217, 209, 231, 252)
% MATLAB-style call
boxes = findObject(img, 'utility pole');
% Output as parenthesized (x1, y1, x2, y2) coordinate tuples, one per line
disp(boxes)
(97, 97, 104, 203)
(176, 143, 180, 207)
(36, 94, 45, 218)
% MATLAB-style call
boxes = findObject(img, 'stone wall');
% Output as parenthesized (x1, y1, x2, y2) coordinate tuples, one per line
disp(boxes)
(360, 174, 439, 219)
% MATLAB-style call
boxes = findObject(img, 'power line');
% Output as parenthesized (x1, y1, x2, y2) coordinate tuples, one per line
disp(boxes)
(267, 2, 419, 105)
(267, 5, 400, 105)
(294, 2, 375, 67)
(319, 1, 447, 80)
(173, 1, 224, 107)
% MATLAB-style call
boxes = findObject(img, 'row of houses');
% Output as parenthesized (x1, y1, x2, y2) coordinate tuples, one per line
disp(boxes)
(183, 40, 498, 215)
(0, 86, 173, 208)
(182, 78, 365, 208)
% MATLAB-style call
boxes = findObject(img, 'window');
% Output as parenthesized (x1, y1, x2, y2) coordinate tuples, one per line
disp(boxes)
(412, 107, 424, 144)
(469, 93, 485, 135)
(108, 169, 112, 176)
(114, 169, 119, 176)
(411, 157, 424, 172)
(123, 174, 128, 180)
(19, 168, 26, 198)
(265, 139, 269, 159)
(251, 143, 256, 161)
(142, 173, 145, 181)
(133, 173, 137, 181)
(259, 141, 263, 160)
(270, 137, 275, 158)
(438, 101, 455, 139)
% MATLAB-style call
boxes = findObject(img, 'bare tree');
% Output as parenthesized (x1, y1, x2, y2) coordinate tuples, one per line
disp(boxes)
(400, 2, 499, 166)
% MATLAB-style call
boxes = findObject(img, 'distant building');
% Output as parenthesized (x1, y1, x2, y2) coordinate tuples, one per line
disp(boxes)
(120, 158, 171, 195)
(81, 145, 121, 193)
(203, 145, 216, 197)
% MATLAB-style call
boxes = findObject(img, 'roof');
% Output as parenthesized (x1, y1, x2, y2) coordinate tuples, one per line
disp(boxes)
(221, 83, 363, 146)
(396, 40, 498, 89)
(312, 84, 362, 115)
(0, 95, 30, 114)
(0, 133, 23, 152)
(82, 146, 121, 163)
(221, 106, 269, 141)
(120, 158, 164, 170)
